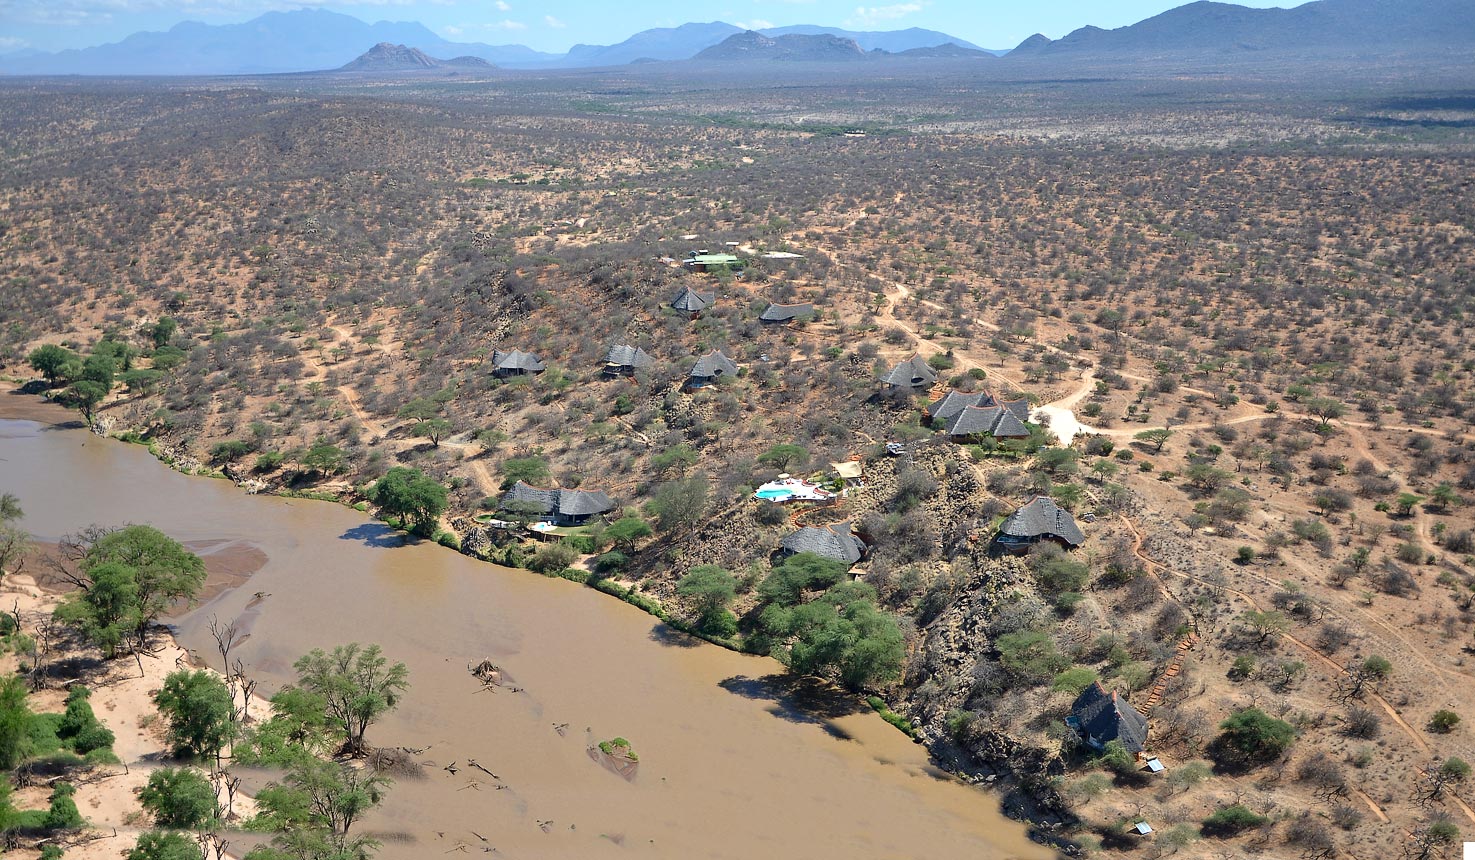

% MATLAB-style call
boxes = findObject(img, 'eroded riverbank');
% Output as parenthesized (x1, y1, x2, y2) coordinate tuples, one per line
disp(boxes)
(0, 404, 1055, 860)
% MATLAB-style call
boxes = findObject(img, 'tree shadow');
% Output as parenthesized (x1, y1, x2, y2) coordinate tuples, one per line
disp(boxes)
(339, 523, 408, 548)
(717, 673, 862, 740)
(647, 624, 702, 649)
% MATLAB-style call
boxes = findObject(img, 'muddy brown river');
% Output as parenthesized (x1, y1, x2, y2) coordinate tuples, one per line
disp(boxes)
(0, 402, 1052, 860)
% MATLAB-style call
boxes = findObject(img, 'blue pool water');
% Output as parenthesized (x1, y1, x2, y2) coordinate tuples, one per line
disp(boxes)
(755, 488, 792, 500)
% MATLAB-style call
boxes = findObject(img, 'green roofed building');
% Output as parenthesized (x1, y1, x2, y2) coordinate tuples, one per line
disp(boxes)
(683, 253, 745, 273)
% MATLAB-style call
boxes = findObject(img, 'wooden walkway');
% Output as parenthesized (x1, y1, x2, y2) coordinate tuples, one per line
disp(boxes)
(1140, 631, 1200, 715)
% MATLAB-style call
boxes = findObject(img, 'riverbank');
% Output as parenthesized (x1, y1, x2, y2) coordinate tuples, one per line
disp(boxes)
(1, 401, 1059, 859)
(0, 574, 248, 859)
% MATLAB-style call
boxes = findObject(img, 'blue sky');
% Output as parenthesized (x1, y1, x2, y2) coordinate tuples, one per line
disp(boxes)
(0, 0, 1301, 55)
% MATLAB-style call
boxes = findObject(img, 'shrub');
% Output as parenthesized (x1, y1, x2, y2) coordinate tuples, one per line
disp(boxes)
(140, 767, 218, 828)
(43, 782, 84, 830)
(1343, 706, 1381, 739)
(128, 830, 202, 860)
(1429, 710, 1461, 734)
(1212, 708, 1296, 769)
(1202, 804, 1268, 837)
(527, 541, 579, 574)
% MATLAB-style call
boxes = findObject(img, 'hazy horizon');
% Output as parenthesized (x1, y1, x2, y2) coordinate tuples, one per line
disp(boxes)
(1, 0, 1301, 56)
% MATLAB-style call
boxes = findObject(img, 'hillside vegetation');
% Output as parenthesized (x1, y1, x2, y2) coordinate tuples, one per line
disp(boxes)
(3, 67, 1475, 857)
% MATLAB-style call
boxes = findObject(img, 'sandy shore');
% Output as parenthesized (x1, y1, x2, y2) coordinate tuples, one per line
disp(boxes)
(2, 575, 257, 859)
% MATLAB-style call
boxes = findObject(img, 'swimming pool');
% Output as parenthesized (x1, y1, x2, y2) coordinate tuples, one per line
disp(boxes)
(755, 488, 793, 500)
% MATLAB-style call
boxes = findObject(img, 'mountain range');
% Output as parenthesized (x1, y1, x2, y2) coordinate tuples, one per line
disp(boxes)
(2, 0, 1471, 77)
(0, 11, 990, 76)
(1010, 0, 1474, 58)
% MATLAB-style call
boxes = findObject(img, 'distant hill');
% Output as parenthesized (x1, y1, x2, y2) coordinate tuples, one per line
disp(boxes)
(0, 9, 548, 76)
(9, 0, 1469, 77)
(559, 22, 743, 67)
(694, 32, 867, 62)
(891, 43, 996, 60)
(338, 43, 494, 73)
(0, 10, 983, 76)
(759, 25, 986, 53)
(1022, 0, 1475, 58)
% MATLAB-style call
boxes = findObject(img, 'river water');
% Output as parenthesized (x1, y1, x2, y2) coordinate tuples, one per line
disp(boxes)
(0, 400, 1052, 860)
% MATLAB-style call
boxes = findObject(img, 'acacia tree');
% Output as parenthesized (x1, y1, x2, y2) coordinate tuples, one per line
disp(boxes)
(287, 643, 408, 757)
(0, 494, 28, 583)
(675, 565, 739, 636)
(248, 757, 389, 860)
(1135, 428, 1174, 453)
(366, 467, 447, 537)
(154, 670, 234, 761)
(27, 344, 77, 386)
(52, 525, 206, 664)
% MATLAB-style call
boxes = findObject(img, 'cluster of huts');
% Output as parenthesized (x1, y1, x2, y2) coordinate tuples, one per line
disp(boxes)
(489, 282, 1086, 573)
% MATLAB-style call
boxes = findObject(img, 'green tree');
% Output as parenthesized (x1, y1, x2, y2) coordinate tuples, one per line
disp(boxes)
(58, 685, 115, 754)
(396, 397, 441, 424)
(248, 757, 388, 860)
(129, 830, 202, 860)
(603, 516, 653, 551)
(1213, 707, 1296, 769)
(0, 495, 29, 583)
(366, 468, 447, 537)
(237, 686, 333, 767)
(60, 379, 108, 423)
(1050, 667, 1098, 695)
(139, 767, 218, 828)
(154, 670, 234, 760)
(1240, 609, 1289, 646)
(762, 583, 903, 688)
(500, 456, 550, 489)
(757, 444, 809, 471)
(0, 675, 34, 770)
(995, 630, 1069, 684)
(297, 440, 346, 477)
(81, 353, 116, 388)
(288, 643, 408, 757)
(1305, 397, 1345, 428)
(758, 553, 847, 607)
(1202, 804, 1268, 837)
(1429, 483, 1461, 511)
(1037, 448, 1079, 475)
(676, 565, 739, 636)
(54, 562, 142, 658)
(1410, 820, 1460, 860)
(651, 445, 698, 476)
(54, 525, 206, 659)
(646, 476, 709, 537)
(1050, 483, 1084, 510)
(1395, 492, 1424, 516)
(410, 417, 452, 448)
(27, 344, 78, 385)
(94, 338, 138, 372)
(1134, 428, 1174, 453)
(120, 368, 165, 394)
(149, 317, 179, 348)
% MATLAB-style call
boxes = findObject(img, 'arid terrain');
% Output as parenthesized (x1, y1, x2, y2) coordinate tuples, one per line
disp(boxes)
(3, 59, 1475, 859)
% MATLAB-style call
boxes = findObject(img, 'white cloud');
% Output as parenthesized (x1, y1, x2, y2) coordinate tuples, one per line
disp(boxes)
(0, 36, 31, 51)
(494, 1, 511, 10)
(543, 14, 564, 28)
(442, 25, 463, 36)
(845, 2, 924, 28)
(490, 18, 526, 30)
(735, 18, 775, 31)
